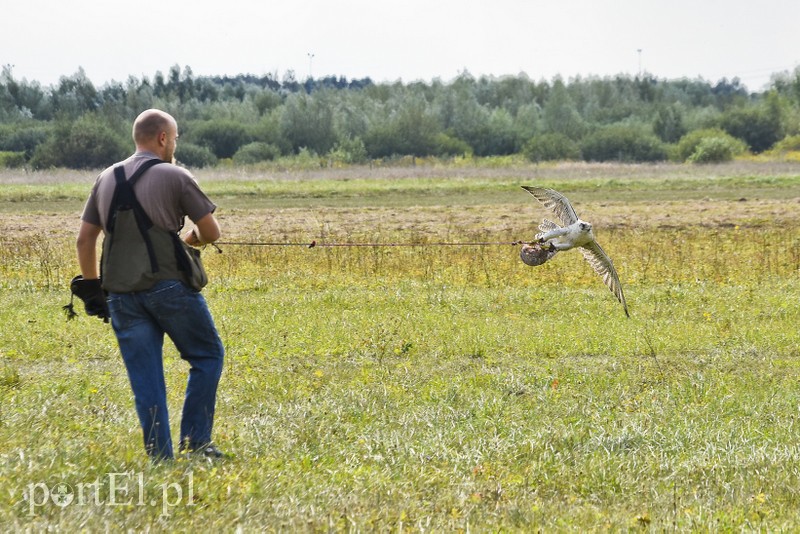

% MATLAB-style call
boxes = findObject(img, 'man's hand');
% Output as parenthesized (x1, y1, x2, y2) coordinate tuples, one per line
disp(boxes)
(183, 228, 203, 246)
(183, 213, 221, 247)
(70, 275, 110, 322)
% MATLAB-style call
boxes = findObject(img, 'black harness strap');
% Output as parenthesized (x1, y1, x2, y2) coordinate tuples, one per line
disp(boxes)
(107, 159, 165, 274)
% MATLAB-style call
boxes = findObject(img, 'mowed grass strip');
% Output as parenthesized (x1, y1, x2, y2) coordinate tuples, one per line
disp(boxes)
(2, 160, 800, 212)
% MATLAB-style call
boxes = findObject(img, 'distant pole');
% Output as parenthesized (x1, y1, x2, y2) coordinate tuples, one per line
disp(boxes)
(637, 49, 642, 77)
(307, 52, 315, 80)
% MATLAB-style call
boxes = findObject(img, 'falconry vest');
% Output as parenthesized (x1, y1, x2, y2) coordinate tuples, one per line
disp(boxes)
(101, 159, 207, 293)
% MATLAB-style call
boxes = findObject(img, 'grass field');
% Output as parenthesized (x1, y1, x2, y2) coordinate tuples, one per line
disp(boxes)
(2, 160, 800, 531)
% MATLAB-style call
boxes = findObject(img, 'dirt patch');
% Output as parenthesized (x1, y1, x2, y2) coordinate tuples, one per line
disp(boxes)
(3, 184, 799, 244)
(3, 196, 799, 243)
(210, 196, 800, 245)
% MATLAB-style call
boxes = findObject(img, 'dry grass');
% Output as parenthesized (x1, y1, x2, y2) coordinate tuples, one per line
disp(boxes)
(3, 158, 800, 240)
(3, 159, 800, 185)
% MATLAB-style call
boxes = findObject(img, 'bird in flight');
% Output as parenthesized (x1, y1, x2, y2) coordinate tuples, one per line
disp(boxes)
(521, 186, 629, 317)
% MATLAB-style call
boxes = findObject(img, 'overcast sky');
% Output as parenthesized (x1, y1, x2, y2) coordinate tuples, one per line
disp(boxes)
(2, 0, 798, 92)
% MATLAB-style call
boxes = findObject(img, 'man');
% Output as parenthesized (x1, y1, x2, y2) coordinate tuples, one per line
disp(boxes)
(76, 109, 225, 460)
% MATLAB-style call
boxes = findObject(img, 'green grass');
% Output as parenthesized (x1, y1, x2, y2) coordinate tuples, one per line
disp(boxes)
(2, 162, 800, 530)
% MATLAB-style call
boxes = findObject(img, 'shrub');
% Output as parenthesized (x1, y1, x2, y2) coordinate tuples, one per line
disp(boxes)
(718, 106, 782, 153)
(176, 142, 218, 168)
(687, 137, 741, 163)
(522, 133, 580, 162)
(232, 142, 281, 165)
(433, 133, 471, 157)
(0, 151, 26, 168)
(279, 147, 323, 169)
(363, 98, 442, 158)
(190, 119, 252, 159)
(0, 124, 49, 158)
(280, 93, 336, 154)
(653, 105, 687, 143)
(471, 108, 518, 156)
(328, 137, 369, 164)
(675, 128, 747, 162)
(770, 134, 800, 153)
(29, 116, 128, 169)
(253, 90, 283, 115)
(580, 125, 667, 162)
(252, 115, 292, 155)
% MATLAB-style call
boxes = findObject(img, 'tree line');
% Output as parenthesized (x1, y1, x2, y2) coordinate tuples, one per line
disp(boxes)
(1, 63, 800, 170)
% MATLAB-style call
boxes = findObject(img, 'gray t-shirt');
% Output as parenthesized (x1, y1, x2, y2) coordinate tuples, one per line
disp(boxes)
(81, 151, 216, 232)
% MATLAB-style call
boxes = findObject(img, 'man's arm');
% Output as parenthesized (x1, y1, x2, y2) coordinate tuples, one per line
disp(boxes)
(77, 221, 103, 279)
(183, 212, 221, 246)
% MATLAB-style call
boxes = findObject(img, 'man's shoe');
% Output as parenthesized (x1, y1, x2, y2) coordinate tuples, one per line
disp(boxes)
(180, 442, 227, 459)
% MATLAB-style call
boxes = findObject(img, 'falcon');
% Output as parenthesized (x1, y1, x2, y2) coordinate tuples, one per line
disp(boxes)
(522, 185, 629, 317)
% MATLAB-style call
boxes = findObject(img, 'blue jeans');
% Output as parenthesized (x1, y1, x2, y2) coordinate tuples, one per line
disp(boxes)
(107, 280, 224, 460)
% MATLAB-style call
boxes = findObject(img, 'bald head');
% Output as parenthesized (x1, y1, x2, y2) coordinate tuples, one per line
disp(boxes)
(132, 109, 178, 162)
(133, 109, 176, 144)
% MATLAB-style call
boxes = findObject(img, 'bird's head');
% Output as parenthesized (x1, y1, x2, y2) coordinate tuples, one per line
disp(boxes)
(577, 220, 595, 241)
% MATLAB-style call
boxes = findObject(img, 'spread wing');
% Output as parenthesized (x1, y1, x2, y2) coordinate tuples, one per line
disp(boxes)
(579, 241, 630, 317)
(521, 186, 579, 226)
(537, 218, 561, 234)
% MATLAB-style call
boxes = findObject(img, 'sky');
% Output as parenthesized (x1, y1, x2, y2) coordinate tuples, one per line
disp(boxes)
(2, 0, 798, 92)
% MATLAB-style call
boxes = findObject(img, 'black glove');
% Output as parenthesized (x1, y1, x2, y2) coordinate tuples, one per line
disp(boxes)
(64, 275, 110, 323)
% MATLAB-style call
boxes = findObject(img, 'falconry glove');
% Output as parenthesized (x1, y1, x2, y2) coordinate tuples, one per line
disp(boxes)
(63, 275, 110, 323)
